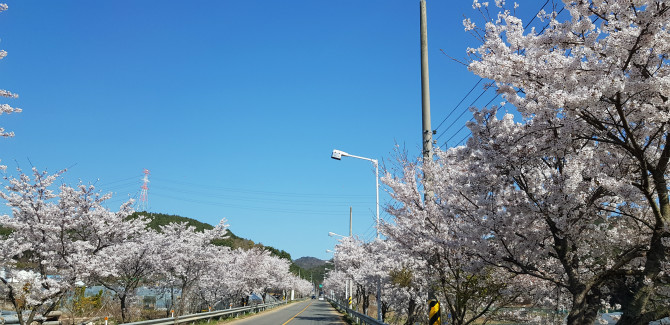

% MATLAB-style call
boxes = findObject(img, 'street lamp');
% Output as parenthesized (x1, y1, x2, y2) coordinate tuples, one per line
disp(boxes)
(330, 149, 380, 239)
(328, 232, 346, 238)
(331, 149, 383, 321)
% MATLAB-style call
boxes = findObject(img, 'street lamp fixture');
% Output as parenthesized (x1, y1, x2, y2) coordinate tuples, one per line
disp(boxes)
(331, 149, 344, 160)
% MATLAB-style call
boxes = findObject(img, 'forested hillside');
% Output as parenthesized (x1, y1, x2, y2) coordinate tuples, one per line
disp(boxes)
(129, 211, 309, 280)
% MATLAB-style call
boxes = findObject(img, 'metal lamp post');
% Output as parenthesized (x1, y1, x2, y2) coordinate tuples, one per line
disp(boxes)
(331, 149, 383, 321)
(328, 232, 353, 310)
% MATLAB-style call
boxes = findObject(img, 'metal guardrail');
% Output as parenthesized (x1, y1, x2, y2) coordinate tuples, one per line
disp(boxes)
(328, 298, 387, 325)
(1, 310, 63, 325)
(120, 300, 289, 325)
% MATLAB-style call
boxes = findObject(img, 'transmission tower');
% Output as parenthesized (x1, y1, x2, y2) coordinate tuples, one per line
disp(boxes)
(139, 168, 150, 211)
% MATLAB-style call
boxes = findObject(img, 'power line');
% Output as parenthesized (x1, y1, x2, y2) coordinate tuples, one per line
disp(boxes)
(433, 79, 482, 132)
(151, 176, 369, 199)
(444, 94, 500, 147)
(151, 184, 371, 207)
(523, 0, 550, 29)
(96, 174, 377, 219)
(435, 86, 491, 141)
(444, 120, 472, 147)
(150, 192, 346, 216)
(457, 133, 470, 146)
(97, 176, 140, 187)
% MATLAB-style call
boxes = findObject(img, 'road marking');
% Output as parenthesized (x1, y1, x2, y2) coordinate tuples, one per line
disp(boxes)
(281, 301, 313, 325)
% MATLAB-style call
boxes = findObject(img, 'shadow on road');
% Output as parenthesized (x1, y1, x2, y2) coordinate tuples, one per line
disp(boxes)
(295, 314, 348, 325)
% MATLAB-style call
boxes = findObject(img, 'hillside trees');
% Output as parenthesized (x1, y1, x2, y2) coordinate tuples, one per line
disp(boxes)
(464, 1, 670, 323)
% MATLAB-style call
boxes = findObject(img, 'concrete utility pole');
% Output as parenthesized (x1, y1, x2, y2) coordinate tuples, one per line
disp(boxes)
(349, 207, 354, 237)
(420, 1, 441, 325)
(420, 0, 433, 163)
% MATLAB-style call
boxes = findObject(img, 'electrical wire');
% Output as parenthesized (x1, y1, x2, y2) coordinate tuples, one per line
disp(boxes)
(151, 176, 369, 199)
(150, 184, 371, 207)
(93, 173, 377, 219)
(150, 192, 346, 216)
(433, 79, 482, 132)
(435, 86, 491, 142)
(443, 93, 500, 147)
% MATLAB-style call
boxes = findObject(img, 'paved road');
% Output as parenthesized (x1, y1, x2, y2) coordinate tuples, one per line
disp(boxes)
(225, 299, 346, 325)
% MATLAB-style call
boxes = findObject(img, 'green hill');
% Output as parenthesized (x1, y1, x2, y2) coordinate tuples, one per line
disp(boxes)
(130, 211, 311, 281)
(130, 211, 214, 232)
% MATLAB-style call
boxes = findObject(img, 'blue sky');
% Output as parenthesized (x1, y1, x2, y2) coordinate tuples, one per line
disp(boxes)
(0, 1, 545, 260)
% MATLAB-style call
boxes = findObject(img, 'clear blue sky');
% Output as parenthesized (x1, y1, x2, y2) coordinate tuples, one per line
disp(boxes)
(0, 1, 544, 260)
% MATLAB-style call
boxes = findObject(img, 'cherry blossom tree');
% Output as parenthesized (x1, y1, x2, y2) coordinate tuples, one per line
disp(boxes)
(332, 237, 399, 320)
(255, 252, 292, 302)
(290, 276, 313, 298)
(233, 247, 270, 303)
(452, 108, 648, 324)
(193, 246, 239, 310)
(332, 237, 373, 314)
(323, 268, 348, 300)
(195, 245, 310, 307)
(0, 169, 141, 325)
(371, 239, 427, 324)
(229, 247, 295, 303)
(382, 150, 528, 325)
(94, 228, 161, 322)
(465, 1, 670, 323)
(154, 220, 227, 315)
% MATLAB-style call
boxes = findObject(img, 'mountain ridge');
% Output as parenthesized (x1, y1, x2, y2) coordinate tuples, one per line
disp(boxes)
(294, 256, 327, 269)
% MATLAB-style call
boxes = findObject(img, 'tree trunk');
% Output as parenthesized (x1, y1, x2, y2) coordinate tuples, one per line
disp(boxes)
(119, 293, 128, 322)
(618, 171, 670, 324)
(403, 298, 417, 325)
(566, 290, 600, 325)
(616, 228, 666, 325)
(166, 286, 175, 318)
(362, 288, 369, 316)
(381, 301, 389, 322)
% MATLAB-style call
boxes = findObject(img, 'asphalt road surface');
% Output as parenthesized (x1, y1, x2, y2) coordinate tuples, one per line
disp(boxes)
(225, 299, 347, 325)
